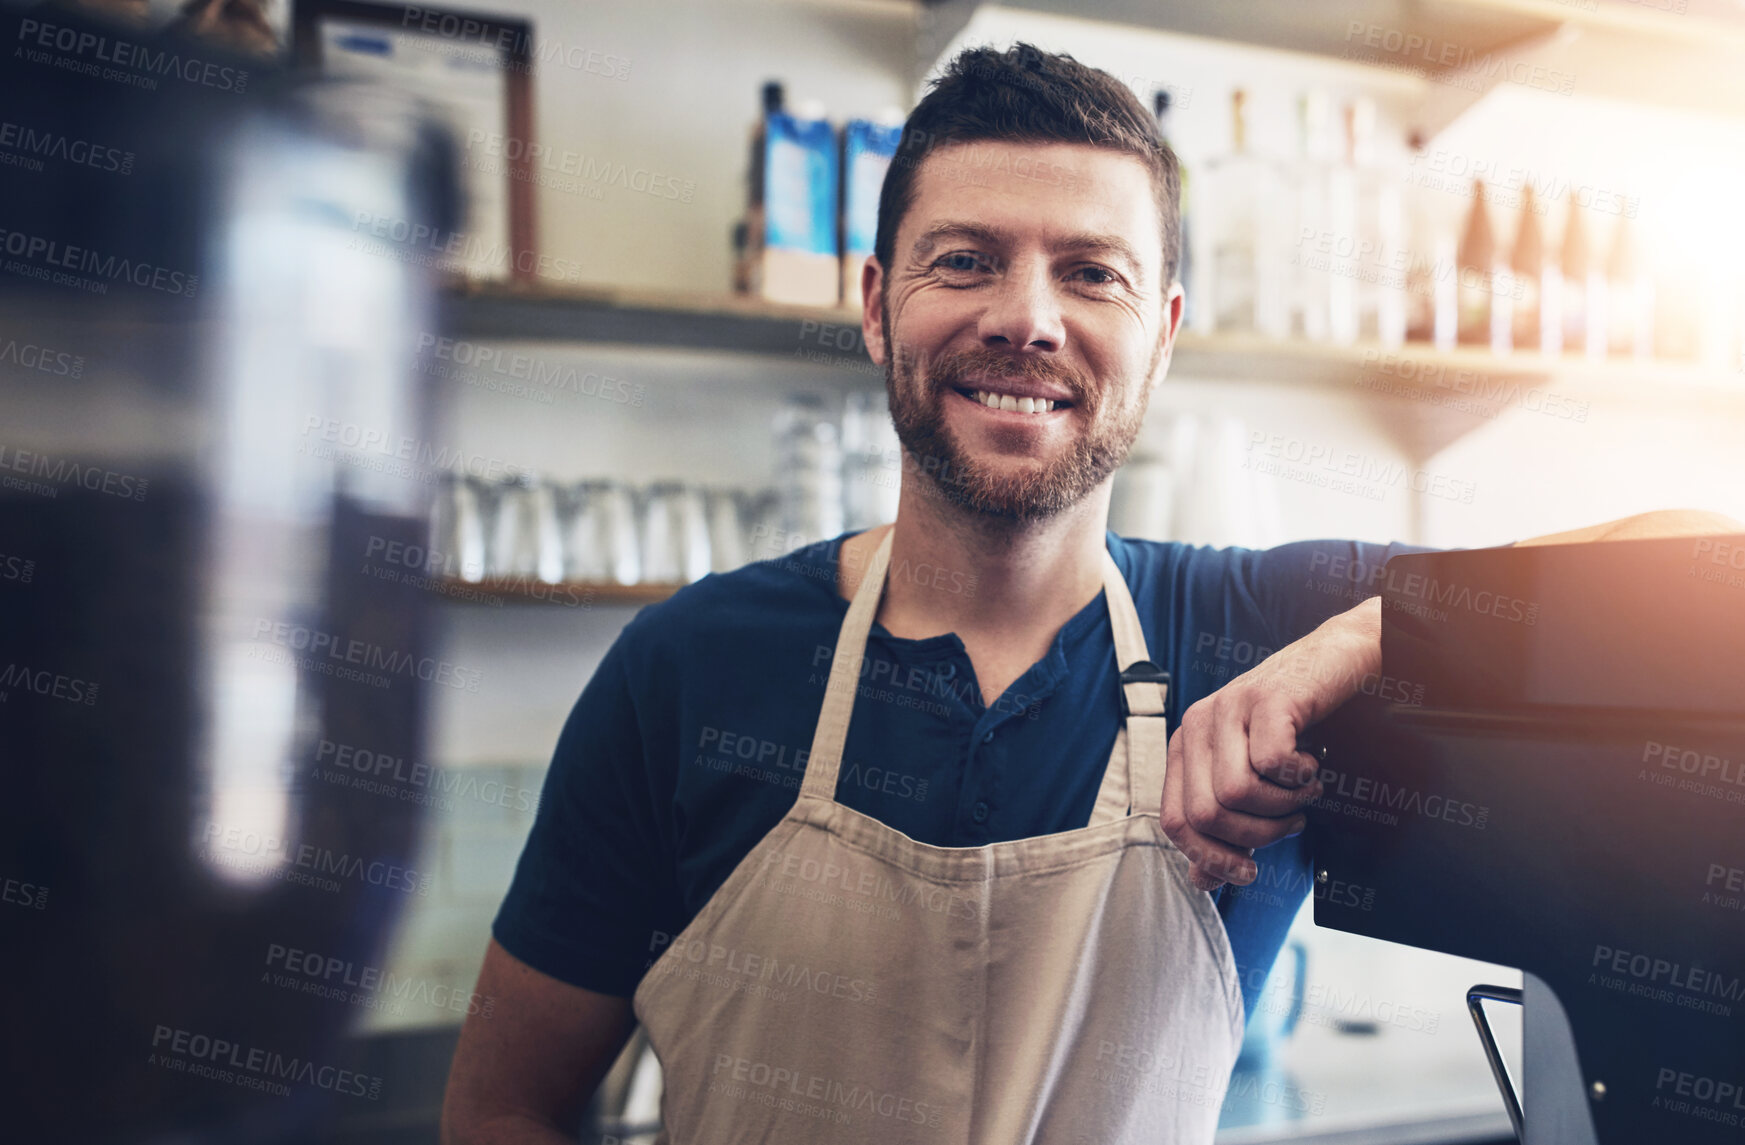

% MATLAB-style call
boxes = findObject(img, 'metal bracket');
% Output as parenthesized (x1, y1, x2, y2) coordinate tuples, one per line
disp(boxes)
(1468, 983, 1525, 1143)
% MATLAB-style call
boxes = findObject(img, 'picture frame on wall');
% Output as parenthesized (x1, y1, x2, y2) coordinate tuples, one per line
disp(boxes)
(292, 0, 537, 282)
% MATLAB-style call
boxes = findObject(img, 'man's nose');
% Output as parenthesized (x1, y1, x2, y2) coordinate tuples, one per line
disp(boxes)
(975, 259, 1064, 353)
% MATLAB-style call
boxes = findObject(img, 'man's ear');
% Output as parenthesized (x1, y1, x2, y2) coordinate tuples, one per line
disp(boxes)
(860, 257, 887, 367)
(1149, 280, 1186, 388)
(1163, 280, 1185, 344)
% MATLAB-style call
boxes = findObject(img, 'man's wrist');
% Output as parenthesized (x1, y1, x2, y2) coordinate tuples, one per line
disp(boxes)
(1306, 596, 1385, 716)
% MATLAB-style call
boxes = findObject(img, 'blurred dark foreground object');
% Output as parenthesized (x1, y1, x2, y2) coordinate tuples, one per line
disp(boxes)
(0, 3, 457, 1140)
(1309, 536, 1745, 1145)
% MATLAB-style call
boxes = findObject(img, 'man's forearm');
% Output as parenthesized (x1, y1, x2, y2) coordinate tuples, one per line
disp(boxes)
(1270, 596, 1384, 726)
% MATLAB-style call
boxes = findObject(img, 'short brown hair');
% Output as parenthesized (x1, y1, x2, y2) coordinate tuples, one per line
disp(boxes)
(874, 43, 1182, 290)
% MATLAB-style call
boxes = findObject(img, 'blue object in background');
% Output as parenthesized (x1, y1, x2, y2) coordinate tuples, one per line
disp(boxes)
(764, 112, 839, 257)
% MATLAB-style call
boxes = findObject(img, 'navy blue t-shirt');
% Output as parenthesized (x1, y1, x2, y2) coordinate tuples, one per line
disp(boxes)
(493, 529, 1431, 1018)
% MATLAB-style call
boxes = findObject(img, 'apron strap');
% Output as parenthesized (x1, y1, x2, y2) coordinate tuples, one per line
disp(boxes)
(800, 527, 894, 801)
(801, 528, 1168, 821)
(1086, 546, 1170, 826)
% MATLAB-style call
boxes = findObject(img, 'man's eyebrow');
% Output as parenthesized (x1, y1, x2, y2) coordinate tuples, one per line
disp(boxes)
(910, 221, 1008, 261)
(1053, 231, 1143, 271)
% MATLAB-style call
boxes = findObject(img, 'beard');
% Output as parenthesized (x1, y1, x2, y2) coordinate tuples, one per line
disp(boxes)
(882, 307, 1159, 524)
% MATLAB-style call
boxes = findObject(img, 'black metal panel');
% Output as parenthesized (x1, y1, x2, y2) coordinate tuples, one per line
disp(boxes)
(1309, 537, 1745, 1144)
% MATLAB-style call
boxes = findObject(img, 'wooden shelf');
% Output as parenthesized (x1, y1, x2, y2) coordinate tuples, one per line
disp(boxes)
(440, 577, 683, 606)
(1173, 331, 1745, 393)
(440, 281, 865, 361)
(1175, 331, 1743, 459)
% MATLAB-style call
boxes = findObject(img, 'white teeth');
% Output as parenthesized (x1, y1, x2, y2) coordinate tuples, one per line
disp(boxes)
(969, 389, 1056, 413)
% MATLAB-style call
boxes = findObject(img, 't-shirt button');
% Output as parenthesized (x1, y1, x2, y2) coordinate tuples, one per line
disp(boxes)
(938, 662, 956, 681)
(982, 730, 994, 743)
(972, 801, 990, 823)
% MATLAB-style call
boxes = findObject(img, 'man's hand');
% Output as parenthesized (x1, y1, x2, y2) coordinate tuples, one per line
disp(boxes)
(1160, 597, 1383, 892)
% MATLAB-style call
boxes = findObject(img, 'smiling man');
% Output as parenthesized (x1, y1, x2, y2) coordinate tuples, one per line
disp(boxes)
(441, 43, 1735, 1145)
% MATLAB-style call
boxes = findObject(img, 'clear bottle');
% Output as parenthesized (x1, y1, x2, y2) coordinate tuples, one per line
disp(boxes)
(1509, 186, 1545, 356)
(1286, 91, 1334, 343)
(1563, 199, 1598, 363)
(1324, 104, 1359, 346)
(1196, 89, 1286, 337)
(1402, 133, 1441, 346)
(1456, 181, 1495, 348)
(1154, 90, 1193, 328)
(1336, 99, 1405, 347)
(1540, 199, 1564, 357)
(1606, 217, 1653, 359)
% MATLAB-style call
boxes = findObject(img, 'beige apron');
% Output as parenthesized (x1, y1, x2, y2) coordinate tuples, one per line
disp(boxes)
(633, 528, 1244, 1144)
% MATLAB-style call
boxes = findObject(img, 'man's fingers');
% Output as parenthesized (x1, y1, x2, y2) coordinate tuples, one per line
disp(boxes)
(1165, 738, 1255, 889)
(1206, 693, 1316, 820)
(1163, 727, 1251, 885)
(1190, 845, 1258, 892)
(1248, 702, 1322, 789)
(1172, 701, 1312, 855)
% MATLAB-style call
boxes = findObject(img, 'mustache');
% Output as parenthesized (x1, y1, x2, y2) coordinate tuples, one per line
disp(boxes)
(913, 347, 1093, 405)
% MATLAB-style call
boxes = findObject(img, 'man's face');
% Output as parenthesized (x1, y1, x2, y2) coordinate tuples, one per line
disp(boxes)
(864, 140, 1181, 524)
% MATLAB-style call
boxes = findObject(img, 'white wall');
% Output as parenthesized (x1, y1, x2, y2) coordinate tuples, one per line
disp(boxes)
(366, 0, 1745, 1039)
(410, 0, 915, 295)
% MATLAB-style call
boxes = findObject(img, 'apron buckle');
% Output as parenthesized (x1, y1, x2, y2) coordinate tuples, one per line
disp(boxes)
(1118, 660, 1170, 717)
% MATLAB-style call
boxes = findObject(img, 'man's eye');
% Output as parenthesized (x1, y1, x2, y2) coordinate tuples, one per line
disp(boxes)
(1072, 265, 1119, 286)
(934, 252, 991, 273)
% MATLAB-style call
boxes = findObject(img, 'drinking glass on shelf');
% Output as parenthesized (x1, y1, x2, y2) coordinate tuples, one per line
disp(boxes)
(679, 485, 712, 583)
(485, 475, 523, 578)
(706, 487, 748, 574)
(641, 481, 711, 584)
(566, 479, 641, 586)
(466, 474, 506, 579)
(773, 393, 843, 549)
(531, 479, 566, 584)
(561, 481, 604, 582)
(741, 487, 781, 562)
(487, 473, 563, 582)
(430, 472, 487, 583)
(841, 390, 899, 531)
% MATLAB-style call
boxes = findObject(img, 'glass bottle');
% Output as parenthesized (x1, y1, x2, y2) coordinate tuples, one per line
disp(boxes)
(1286, 90, 1334, 343)
(1456, 181, 1495, 348)
(1561, 199, 1605, 360)
(1606, 216, 1653, 359)
(1509, 185, 1545, 356)
(1197, 89, 1286, 338)
(1339, 99, 1404, 347)
(1154, 90, 1193, 329)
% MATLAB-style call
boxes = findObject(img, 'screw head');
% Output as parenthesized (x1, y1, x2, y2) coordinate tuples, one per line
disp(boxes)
(1316, 869, 1330, 885)
(1590, 1080, 1606, 1101)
